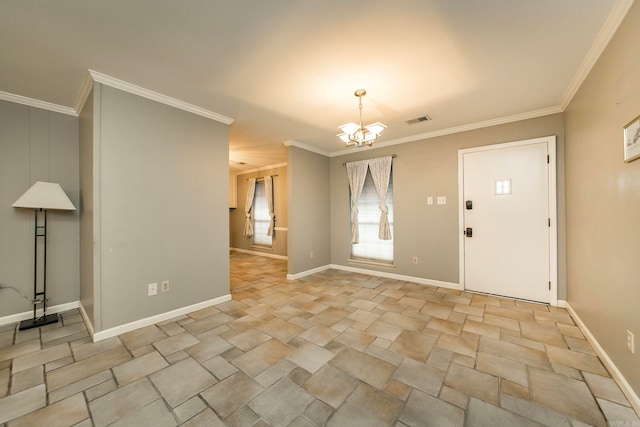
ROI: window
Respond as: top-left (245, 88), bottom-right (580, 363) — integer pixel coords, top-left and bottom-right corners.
top-left (252, 180), bottom-right (272, 247)
top-left (495, 179), bottom-right (512, 195)
top-left (351, 171), bottom-right (394, 262)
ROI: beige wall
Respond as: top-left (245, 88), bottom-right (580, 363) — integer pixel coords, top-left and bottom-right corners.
top-left (0, 100), bottom-right (79, 319)
top-left (330, 113), bottom-right (567, 297)
top-left (288, 146), bottom-right (331, 274)
top-left (230, 165), bottom-right (288, 257)
top-left (565, 1), bottom-right (640, 396)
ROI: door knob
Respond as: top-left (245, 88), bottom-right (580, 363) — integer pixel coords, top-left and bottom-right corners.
top-left (464, 227), bottom-right (473, 237)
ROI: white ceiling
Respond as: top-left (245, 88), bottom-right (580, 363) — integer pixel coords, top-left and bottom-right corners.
top-left (0, 0), bottom-right (631, 173)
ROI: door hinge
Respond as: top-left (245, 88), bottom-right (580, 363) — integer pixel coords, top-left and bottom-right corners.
top-left (549, 281), bottom-right (551, 290)
top-left (547, 155), bottom-right (550, 164)
top-left (548, 218), bottom-right (551, 227)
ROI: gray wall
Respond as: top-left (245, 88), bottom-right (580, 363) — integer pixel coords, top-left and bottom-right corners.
top-left (330, 113), bottom-right (567, 298)
top-left (80, 83), bottom-right (230, 331)
top-left (565, 1), bottom-right (640, 395)
top-left (230, 165), bottom-right (288, 257)
top-left (287, 146), bottom-right (331, 274)
top-left (79, 88), bottom-right (99, 330)
top-left (0, 100), bottom-right (79, 317)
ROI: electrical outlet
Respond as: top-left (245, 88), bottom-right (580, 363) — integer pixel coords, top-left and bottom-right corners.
top-left (412, 256), bottom-right (418, 264)
top-left (161, 280), bottom-right (170, 293)
top-left (627, 330), bottom-right (635, 354)
top-left (310, 250), bottom-right (314, 258)
top-left (148, 282), bottom-right (158, 296)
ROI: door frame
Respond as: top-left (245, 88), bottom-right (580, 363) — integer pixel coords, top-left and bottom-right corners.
top-left (457, 136), bottom-right (558, 306)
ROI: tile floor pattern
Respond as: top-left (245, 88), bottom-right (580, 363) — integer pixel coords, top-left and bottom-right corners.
top-left (1, 252), bottom-right (639, 426)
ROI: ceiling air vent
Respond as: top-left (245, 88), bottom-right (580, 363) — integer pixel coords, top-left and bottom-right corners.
top-left (405, 115), bottom-right (432, 125)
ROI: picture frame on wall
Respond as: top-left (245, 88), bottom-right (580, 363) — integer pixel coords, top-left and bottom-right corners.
top-left (624, 115), bottom-right (640, 162)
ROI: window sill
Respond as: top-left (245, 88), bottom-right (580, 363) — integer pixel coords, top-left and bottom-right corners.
top-left (348, 258), bottom-right (395, 269)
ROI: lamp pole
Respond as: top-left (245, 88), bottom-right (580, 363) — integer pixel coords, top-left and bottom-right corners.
top-left (20, 208), bottom-right (58, 330)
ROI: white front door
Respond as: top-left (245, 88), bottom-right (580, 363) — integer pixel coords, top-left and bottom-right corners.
top-left (459, 137), bottom-right (556, 303)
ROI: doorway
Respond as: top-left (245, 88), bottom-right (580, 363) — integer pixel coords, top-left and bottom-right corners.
top-left (458, 136), bottom-right (557, 304)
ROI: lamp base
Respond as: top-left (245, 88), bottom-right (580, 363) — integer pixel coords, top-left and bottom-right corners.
top-left (19, 313), bottom-right (59, 330)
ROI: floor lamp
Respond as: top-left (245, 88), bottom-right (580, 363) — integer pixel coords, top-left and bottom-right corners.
top-left (12, 181), bottom-right (76, 330)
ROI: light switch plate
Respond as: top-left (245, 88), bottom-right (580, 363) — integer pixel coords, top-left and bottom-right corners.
top-left (148, 282), bottom-right (158, 296)
top-left (437, 196), bottom-right (446, 205)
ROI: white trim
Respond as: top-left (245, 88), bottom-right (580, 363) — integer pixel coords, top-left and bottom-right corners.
top-left (287, 263), bottom-right (461, 291)
top-left (283, 140), bottom-right (331, 157)
top-left (458, 152), bottom-right (466, 290)
top-left (559, 0), bottom-right (635, 110)
top-left (348, 258), bottom-right (395, 269)
top-left (0, 91), bottom-right (77, 116)
top-left (230, 247), bottom-right (288, 260)
top-left (329, 107), bottom-right (562, 158)
top-left (91, 294), bottom-right (232, 342)
top-left (273, 227), bottom-right (288, 232)
top-left (88, 70), bottom-right (234, 125)
top-left (78, 302), bottom-right (95, 340)
top-left (556, 299), bottom-right (567, 308)
top-left (548, 138), bottom-right (558, 306)
top-left (458, 136), bottom-right (558, 305)
top-left (565, 302), bottom-right (640, 416)
top-left (0, 301), bottom-right (80, 327)
top-left (74, 71), bottom-right (95, 113)
top-left (236, 163), bottom-right (287, 175)
top-left (287, 265), bottom-right (330, 280)
top-left (331, 264), bottom-right (461, 290)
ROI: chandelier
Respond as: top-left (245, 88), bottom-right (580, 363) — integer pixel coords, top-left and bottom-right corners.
top-left (337, 89), bottom-right (386, 147)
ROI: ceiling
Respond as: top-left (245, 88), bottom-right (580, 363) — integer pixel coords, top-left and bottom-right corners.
top-left (0, 0), bottom-right (631, 173)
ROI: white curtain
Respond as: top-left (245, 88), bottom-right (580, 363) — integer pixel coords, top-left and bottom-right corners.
top-left (264, 175), bottom-right (275, 236)
top-left (346, 160), bottom-right (369, 244)
top-left (243, 178), bottom-right (256, 236)
top-left (368, 156), bottom-right (393, 240)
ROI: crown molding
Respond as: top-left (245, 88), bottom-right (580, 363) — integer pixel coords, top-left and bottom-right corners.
top-left (0, 90), bottom-right (77, 116)
top-left (328, 105), bottom-right (562, 157)
top-left (235, 162), bottom-right (287, 175)
top-left (283, 140), bottom-right (331, 157)
top-left (74, 71), bottom-right (95, 114)
top-left (87, 70), bottom-right (234, 125)
top-left (559, 0), bottom-right (635, 110)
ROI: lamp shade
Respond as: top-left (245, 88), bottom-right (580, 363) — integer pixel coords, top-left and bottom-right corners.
top-left (12, 181), bottom-right (76, 211)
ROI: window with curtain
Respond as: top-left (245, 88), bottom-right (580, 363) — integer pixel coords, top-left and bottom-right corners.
top-left (351, 170), bottom-right (394, 262)
top-left (253, 180), bottom-right (273, 247)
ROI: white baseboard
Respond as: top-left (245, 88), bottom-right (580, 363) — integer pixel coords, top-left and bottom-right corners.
top-left (330, 264), bottom-right (462, 290)
top-left (0, 301), bottom-right (80, 327)
top-left (287, 263), bottom-right (461, 291)
top-left (287, 265), bottom-right (331, 280)
top-left (565, 302), bottom-right (640, 416)
top-left (230, 247), bottom-right (288, 260)
top-left (556, 299), bottom-right (567, 308)
top-left (91, 294), bottom-right (232, 342)
top-left (78, 302), bottom-right (95, 339)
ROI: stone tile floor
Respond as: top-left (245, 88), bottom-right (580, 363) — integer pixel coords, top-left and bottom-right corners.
top-left (0, 252), bottom-right (638, 426)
